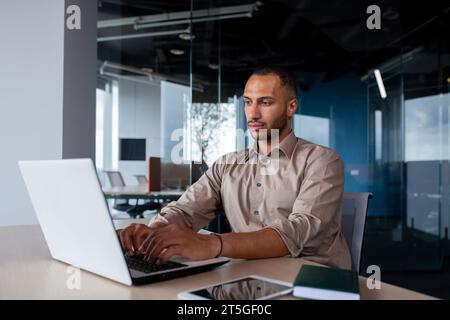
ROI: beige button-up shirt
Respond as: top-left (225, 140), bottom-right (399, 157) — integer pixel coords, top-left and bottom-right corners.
top-left (151, 131), bottom-right (352, 269)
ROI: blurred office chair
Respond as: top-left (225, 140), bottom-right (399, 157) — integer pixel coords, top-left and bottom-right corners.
top-left (134, 174), bottom-right (148, 185)
top-left (341, 192), bottom-right (372, 274)
top-left (105, 171), bottom-right (135, 213)
top-left (105, 171), bottom-right (160, 219)
top-left (106, 170), bottom-right (126, 188)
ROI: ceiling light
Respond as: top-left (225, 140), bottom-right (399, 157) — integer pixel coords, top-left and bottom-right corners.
top-left (208, 63), bottom-right (219, 70)
top-left (374, 69), bottom-right (387, 99)
top-left (179, 33), bottom-right (195, 41)
top-left (170, 49), bottom-right (185, 56)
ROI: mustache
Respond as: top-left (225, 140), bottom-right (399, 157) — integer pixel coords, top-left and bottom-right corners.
top-left (247, 121), bottom-right (266, 125)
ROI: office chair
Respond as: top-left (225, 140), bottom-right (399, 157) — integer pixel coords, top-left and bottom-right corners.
top-left (341, 192), bottom-right (372, 274)
top-left (191, 160), bottom-right (208, 184)
top-left (134, 174), bottom-right (148, 185)
top-left (105, 171), bottom-right (160, 218)
top-left (105, 171), bottom-right (135, 213)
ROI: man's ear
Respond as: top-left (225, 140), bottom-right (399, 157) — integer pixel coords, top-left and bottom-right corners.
top-left (287, 98), bottom-right (298, 117)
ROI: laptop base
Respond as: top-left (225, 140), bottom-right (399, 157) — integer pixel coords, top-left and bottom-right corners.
top-left (132, 260), bottom-right (229, 285)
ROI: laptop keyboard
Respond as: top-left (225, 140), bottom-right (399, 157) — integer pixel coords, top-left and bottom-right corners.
top-left (126, 255), bottom-right (187, 274)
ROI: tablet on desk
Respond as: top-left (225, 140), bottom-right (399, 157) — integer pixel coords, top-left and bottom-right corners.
top-left (178, 275), bottom-right (293, 300)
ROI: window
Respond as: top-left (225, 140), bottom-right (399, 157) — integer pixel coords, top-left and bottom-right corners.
top-left (405, 93), bottom-right (450, 161)
top-left (293, 114), bottom-right (330, 147)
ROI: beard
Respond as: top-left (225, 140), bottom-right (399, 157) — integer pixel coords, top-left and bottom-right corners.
top-left (254, 113), bottom-right (288, 143)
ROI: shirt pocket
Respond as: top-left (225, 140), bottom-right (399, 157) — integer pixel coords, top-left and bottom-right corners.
top-left (263, 187), bottom-right (298, 217)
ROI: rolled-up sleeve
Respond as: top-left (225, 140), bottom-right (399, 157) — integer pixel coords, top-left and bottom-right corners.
top-left (150, 158), bottom-right (225, 231)
top-left (265, 149), bottom-right (344, 257)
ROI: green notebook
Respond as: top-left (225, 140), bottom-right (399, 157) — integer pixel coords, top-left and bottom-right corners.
top-left (293, 265), bottom-right (360, 300)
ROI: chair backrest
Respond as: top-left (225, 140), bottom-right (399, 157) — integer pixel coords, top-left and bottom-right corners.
top-left (191, 161), bottom-right (208, 184)
top-left (341, 192), bottom-right (372, 273)
top-left (105, 171), bottom-right (126, 187)
top-left (134, 175), bottom-right (148, 185)
top-left (160, 162), bottom-right (190, 189)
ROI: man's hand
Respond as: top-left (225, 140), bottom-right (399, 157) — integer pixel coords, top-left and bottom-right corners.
top-left (139, 224), bottom-right (221, 264)
top-left (116, 223), bottom-right (156, 256)
top-left (116, 223), bottom-right (221, 264)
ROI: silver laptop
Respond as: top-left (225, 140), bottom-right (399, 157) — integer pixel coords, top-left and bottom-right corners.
top-left (18, 159), bottom-right (229, 286)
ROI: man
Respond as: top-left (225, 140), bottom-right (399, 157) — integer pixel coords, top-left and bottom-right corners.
top-left (118, 66), bottom-right (351, 270)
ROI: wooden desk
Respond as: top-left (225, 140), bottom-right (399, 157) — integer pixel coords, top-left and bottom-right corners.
top-left (0, 224), bottom-right (436, 300)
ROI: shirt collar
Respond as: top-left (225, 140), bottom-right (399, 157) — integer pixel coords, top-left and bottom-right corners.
top-left (250, 130), bottom-right (298, 160)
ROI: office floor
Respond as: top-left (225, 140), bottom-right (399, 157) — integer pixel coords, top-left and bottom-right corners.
top-left (361, 217), bottom-right (450, 299)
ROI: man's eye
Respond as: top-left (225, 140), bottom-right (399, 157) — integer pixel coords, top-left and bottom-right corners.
top-left (244, 100), bottom-right (251, 106)
top-left (262, 100), bottom-right (272, 106)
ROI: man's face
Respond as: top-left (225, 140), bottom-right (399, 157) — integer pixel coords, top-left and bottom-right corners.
top-left (243, 74), bottom-right (297, 141)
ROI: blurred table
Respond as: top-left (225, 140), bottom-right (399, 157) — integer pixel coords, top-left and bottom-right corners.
top-left (103, 185), bottom-right (184, 202)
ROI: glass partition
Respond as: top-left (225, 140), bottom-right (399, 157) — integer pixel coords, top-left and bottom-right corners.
top-left (96, 1), bottom-right (192, 188)
top-left (95, 0), bottom-right (450, 298)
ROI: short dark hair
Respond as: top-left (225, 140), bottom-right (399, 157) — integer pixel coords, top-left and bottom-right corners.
top-left (251, 66), bottom-right (298, 97)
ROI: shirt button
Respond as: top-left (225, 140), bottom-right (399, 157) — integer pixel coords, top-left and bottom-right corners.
top-left (254, 210), bottom-right (259, 215)
top-left (261, 158), bottom-right (270, 166)
top-left (256, 182), bottom-right (261, 187)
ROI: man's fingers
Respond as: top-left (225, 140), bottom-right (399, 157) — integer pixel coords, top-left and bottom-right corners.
top-left (119, 225), bottom-right (137, 254)
top-left (158, 245), bottom-right (181, 264)
top-left (138, 225), bottom-right (168, 254)
top-left (116, 229), bottom-right (123, 239)
top-left (145, 237), bottom-right (179, 263)
top-left (131, 224), bottom-right (151, 253)
top-left (138, 230), bottom-right (156, 254)
top-left (143, 234), bottom-right (160, 262)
